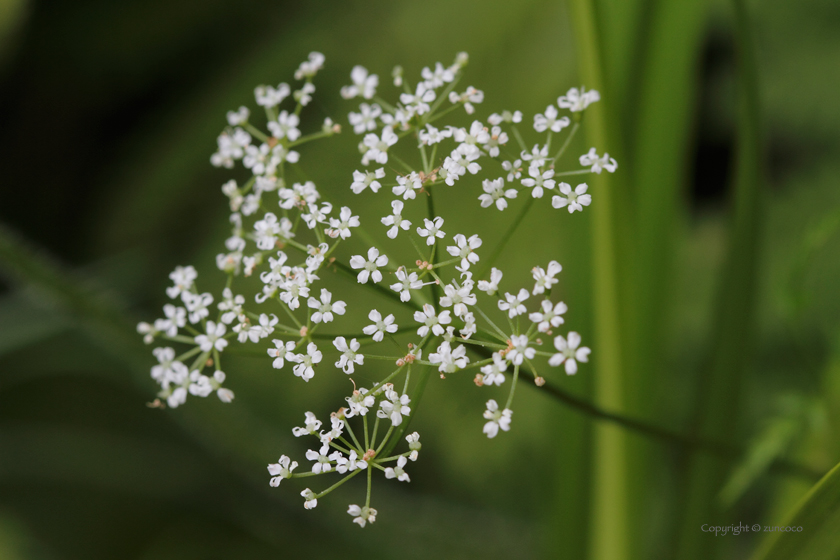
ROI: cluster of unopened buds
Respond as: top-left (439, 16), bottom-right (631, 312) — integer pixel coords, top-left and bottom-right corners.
top-left (138, 51), bottom-right (613, 527)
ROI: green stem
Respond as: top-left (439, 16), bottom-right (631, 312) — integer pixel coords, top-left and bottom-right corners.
top-left (568, 1), bottom-right (628, 559)
top-left (314, 468), bottom-right (363, 499)
top-left (552, 121), bottom-right (581, 163)
top-left (475, 197), bottom-right (535, 279)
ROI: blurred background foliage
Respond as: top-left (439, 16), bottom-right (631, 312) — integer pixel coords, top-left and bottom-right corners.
top-left (0, 0), bottom-right (839, 558)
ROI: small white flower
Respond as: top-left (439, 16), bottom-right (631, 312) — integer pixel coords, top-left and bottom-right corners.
top-left (217, 387), bottom-right (235, 403)
top-left (480, 354), bottom-right (508, 386)
top-left (326, 206), bottom-right (360, 239)
top-left (247, 313), bottom-right (278, 342)
top-left (195, 321), bottom-right (228, 352)
top-left (321, 416), bottom-right (345, 446)
top-left (345, 388), bottom-right (375, 417)
top-left (552, 182), bottom-right (592, 213)
top-left (362, 128), bottom-right (398, 165)
top-left (400, 83), bottom-right (436, 115)
top-left (254, 83), bottom-right (290, 108)
top-left (347, 504), bottom-right (378, 528)
top-left (378, 389), bottom-right (411, 426)
top-left (507, 334), bottom-right (535, 365)
top-left (253, 213), bottom-right (290, 250)
top-left (534, 105), bottom-right (571, 133)
top-left (453, 120), bottom-right (490, 147)
top-left (529, 300), bottom-right (568, 332)
top-left (267, 111), bottom-right (301, 142)
top-left (429, 341), bottom-right (469, 373)
top-left (557, 86), bottom-right (600, 112)
top-left (294, 52), bottom-right (325, 80)
top-left (483, 399), bottom-right (512, 438)
top-left (293, 82), bottom-right (315, 106)
top-left (381, 200), bottom-right (412, 239)
top-left (406, 431), bottom-right (422, 452)
top-left (336, 450), bottom-right (368, 473)
top-left (448, 86), bottom-right (484, 114)
top-left (341, 65), bottom-right (378, 100)
top-left (390, 268), bottom-right (423, 302)
top-left (521, 167), bottom-right (556, 198)
top-left (446, 233), bottom-right (482, 270)
top-left (549, 332), bottom-right (591, 374)
top-left (502, 159), bottom-right (523, 182)
top-left (188, 370), bottom-right (214, 397)
top-left (307, 288), bottom-right (346, 323)
top-left (156, 303), bottom-right (187, 336)
top-left (211, 127), bottom-right (251, 168)
top-left (416, 216), bottom-right (445, 245)
top-left (290, 342), bottom-right (322, 381)
top-left (268, 339), bottom-right (296, 369)
top-left (384, 456), bottom-right (411, 482)
top-left (151, 347), bottom-right (182, 386)
top-left (362, 309), bottom-right (398, 342)
top-left (267, 455), bottom-right (298, 487)
top-left (418, 124), bottom-right (452, 145)
top-left (521, 144), bottom-right (549, 170)
top-left (305, 444), bottom-right (334, 474)
top-left (461, 312), bottom-right (476, 338)
top-left (166, 265), bottom-right (197, 299)
top-left (478, 177), bottom-right (518, 210)
top-left (292, 411), bottom-right (321, 437)
top-left (349, 247), bottom-right (389, 283)
top-left (498, 289), bottom-right (530, 318)
top-left (350, 168), bottom-right (386, 194)
top-left (218, 288), bottom-right (245, 324)
top-left (182, 291), bottom-right (213, 324)
top-left (414, 304), bottom-right (452, 337)
top-left (137, 322), bottom-right (157, 344)
top-left (301, 201), bottom-right (332, 230)
top-left (478, 268), bottom-right (503, 296)
top-left (421, 62), bottom-right (455, 88)
top-left (279, 181), bottom-right (319, 210)
top-left (484, 126), bottom-right (509, 157)
top-left (301, 488), bottom-right (318, 509)
top-left (532, 260), bottom-right (563, 295)
top-left (392, 172), bottom-right (423, 200)
top-left (333, 337), bottom-right (364, 374)
top-left (439, 282), bottom-right (477, 318)
top-left (488, 110), bottom-right (522, 125)
top-left (579, 148), bottom-right (617, 174)
top-left (442, 144), bottom-right (481, 185)
top-left (226, 106), bottom-right (250, 126)
top-left (348, 103), bottom-right (382, 134)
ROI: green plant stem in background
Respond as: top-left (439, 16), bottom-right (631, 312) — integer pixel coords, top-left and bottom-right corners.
top-left (674, 0), bottom-right (765, 557)
top-left (475, 197), bottom-right (535, 280)
top-left (753, 460), bottom-right (840, 560)
top-left (515, 367), bottom-right (821, 481)
top-left (621, 0), bottom-right (709, 558)
top-left (568, 1), bottom-right (628, 559)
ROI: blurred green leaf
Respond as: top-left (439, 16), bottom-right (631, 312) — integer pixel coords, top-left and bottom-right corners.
top-left (753, 459), bottom-right (840, 560)
top-left (675, 0), bottom-right (765, 556)
top-left (719, 396), bottom-right (823, 508)
top-left (0, 293), bottom-right (69, 357)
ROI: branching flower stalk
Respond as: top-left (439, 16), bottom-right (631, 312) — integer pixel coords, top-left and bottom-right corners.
top-left (137, 51), bottom-right (615, 527)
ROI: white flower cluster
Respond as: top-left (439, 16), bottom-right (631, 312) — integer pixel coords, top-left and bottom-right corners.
top-left (139, 52), bottom-right (608, 527)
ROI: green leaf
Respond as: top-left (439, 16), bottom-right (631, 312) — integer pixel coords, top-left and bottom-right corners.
top-left (718, 396), bottom-right (821, 508)
top-left (0, 293), bottom-right (70, 356)
top-left (753, 459), bottom-right (840, 560)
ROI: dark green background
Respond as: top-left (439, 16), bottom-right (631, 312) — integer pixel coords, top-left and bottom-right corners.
top-left (0, 0), bottom-right (839, 558)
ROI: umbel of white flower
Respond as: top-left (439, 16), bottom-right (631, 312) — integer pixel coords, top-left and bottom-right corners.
top-left (138, 50), bottom-right (612, 527)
